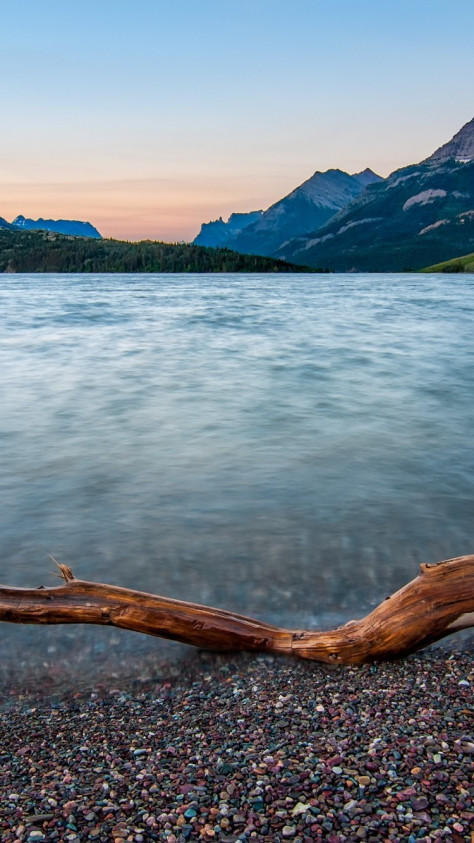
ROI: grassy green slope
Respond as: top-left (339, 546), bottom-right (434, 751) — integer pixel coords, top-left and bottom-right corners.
top-left (421, 252), bottom-right (474, 272)
top-left (0, 229), bottom-right (313, 274)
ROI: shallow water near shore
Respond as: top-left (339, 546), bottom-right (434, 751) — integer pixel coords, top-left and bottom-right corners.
top-left (1, 272), bottom-right (473, 672)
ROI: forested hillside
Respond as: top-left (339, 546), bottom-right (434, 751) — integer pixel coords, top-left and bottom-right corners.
top-left (0, 229), bottom-right (310, 273)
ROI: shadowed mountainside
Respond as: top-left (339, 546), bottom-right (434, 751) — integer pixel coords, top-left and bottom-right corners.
top-left (275, 118), bottom-right (474, 271)
top-left (194, 168), bottom-right (382, 255)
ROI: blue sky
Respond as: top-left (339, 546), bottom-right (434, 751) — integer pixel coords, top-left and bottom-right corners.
top-left (1, 0), bottom-right (473, 241)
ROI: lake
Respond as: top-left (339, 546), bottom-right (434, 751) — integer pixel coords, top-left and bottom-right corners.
top-left (1, 273), bottom-right (473, 676)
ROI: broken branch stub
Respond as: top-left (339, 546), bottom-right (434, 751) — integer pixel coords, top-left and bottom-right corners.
top-left (0, 555), bottom-right (473, 664)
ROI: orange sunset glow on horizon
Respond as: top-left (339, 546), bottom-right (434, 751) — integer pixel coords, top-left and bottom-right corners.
top-left (1, 1), bottom-right (472, 242)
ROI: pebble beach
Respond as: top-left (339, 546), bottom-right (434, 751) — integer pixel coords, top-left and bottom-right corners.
top-left (0, 645), bottom-right (473, 843)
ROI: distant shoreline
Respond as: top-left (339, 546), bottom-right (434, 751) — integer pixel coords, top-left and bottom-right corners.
top-left (0, 229), bottom-right (313, 274)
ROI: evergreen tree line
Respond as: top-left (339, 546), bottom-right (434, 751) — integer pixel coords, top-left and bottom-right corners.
top-left (0, 230), bottom-right (312, 274)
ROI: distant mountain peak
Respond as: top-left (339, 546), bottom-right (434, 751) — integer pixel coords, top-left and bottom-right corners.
top-left (351, 168), bottom-right (383, 187)
top-left (12, 215), bottom-right (102, 239)
top-left (426, 116), bottom-right (474, 163)
top-left (286, 167), bottom-right (372, 206)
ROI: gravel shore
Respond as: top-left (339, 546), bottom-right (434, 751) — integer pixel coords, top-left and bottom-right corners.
top-left (0, 646), bottom-right (473, 842)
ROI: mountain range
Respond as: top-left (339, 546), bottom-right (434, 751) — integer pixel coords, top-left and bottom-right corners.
top-left (2, 117), bottom-right (473, 271)
top-left (0, 215), bottom-right (101, 239)
top-left (194, 168), bottom-right (382, 254)
top-left (194, 117), bottom-right (474, 271)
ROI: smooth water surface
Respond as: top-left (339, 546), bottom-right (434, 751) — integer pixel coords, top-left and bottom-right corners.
top-left (1, 273), bottom-right (473, 667)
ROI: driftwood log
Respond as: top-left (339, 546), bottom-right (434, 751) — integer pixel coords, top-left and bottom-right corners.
top-left (0, 555), bottom-right (473, 664)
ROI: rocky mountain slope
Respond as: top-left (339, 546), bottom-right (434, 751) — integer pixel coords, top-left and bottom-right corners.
top-left (194, 210), bottom-right (262, 248)
top-left (276, 117), bottom-right (474, 271)
top-left (193, 168), bottom-right (381, 256)
top-left (426, 116), bottom-right (474, 163)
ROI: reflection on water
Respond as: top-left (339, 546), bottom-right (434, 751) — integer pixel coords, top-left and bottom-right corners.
top-left (0, 273), bottom-right (473, 667)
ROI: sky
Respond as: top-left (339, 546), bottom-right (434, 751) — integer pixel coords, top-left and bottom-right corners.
top-left (1, 0), bottom-right (473, 242)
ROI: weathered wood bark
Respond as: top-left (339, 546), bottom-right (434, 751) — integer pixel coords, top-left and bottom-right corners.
top-left (0, 555), bottom-right (473, 664)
